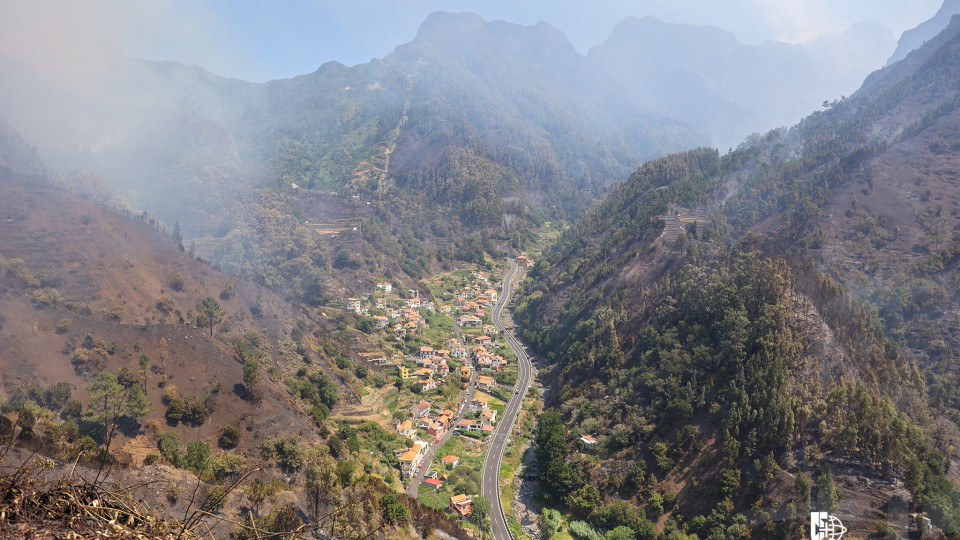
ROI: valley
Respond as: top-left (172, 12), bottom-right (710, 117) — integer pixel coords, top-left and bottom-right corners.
top-left (3, 3), bottom-right (960, 540)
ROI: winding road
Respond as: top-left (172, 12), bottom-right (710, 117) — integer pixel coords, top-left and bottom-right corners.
top-left (481, 259), bottom-right (534, 540)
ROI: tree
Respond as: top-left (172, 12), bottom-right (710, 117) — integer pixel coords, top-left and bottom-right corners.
top-left (242, 359), bottom-right (261, 402)
top-left (220, 280), bottom-right (234, 300)
top-left (138, 354), bottom-right (151, 392)
top-left (86, 372), bottom-right (126, 427)
top-left (125, 385), bottom-right (152, 423)
top-left (184, 441), bottom-right (211, 473)
top-left (197, 296), bottom-right (224, 337)
top-left (305, 457), bottom-right (339, 520)
top-left (248, 477), bottom-right (268, 517)
top-left (471, 495), bottom-right (491, 531)
top-left (380, 492), bottom-right (409, 525)
top-left (816, 469), bottom-right (838, 511)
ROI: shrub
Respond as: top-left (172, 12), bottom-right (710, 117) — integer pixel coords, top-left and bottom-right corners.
top-left (219, 425), bottom-right (241, 449)
top-left (158, 432), bottom-right (182, 467)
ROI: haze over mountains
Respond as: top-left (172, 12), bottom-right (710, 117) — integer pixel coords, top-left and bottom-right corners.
top-left (3, 4), bottom-right (960, 539)
top-left (0, 11), bottom-right (897, 239)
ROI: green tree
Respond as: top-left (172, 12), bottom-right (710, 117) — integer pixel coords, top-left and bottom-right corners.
top-left (137, 354), bottom-right (151, 392)
top-left (305, 457), bottom-right (339, 520)
top-left (816, 469), bottom-right (838, 511)
top-left (471, 495), bottom-right (491, 531)
top-left (86, 372), bottom-right (130, 428)
top-left (380, 492), bottom-right (410, 525)
top-left (243, 359), bottom-right (261, 402)
top-left (607, 526), bottom-right (636, 540)
top-left (248, 477), bottom-right (268, 517)
top-left (197, 296), bottom-right (225, 337)
top-left (184, 441), bottom-right (211, 473)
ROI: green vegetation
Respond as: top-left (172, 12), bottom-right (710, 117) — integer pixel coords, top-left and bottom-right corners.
top-left (515, 32), bottom-right (960, 537)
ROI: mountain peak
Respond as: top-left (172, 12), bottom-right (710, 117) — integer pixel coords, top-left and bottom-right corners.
top-left (887, 0), bottom-right (960, 65)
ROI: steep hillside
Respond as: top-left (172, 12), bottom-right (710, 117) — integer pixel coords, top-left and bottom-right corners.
top-left (0, 166), bottom-right (462, 537)
top-left (516, 16), bottom-right (960, 540)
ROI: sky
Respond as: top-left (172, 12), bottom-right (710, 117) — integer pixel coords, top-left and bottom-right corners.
top-left (0, 0), bottom-right (947, 84)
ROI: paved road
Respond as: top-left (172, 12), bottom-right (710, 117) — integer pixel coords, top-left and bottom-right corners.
top-left (481, 259), bottom-right (533, 540)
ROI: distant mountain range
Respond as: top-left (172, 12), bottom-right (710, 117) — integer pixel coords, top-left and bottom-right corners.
top-left (0, 11), bottom-right (901, 238)
top-left (887, 0), bottom-right (960, 65)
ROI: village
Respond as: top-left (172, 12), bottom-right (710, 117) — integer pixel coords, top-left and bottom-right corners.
top-left (342, 261), bottom-right (528, 524)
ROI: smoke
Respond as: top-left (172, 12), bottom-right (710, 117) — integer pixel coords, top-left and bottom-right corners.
top-left (0, 1), bottom-right (114, 94)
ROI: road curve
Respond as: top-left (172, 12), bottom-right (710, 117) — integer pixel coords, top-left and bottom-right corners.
top-left (482, 259), bottom-right (534, 540)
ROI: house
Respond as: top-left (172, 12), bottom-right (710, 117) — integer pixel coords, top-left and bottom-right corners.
top-left (375, 316), bottom-right (389, 329)
top-left (473, 335), bottom-right (492, 346)
top-left (476, 356), bottom-right (493, 371)
top-left (441, 455), bottom-right (460, 468)
top-left (396, 420), bottom-right (414, 438)
top-left (477, 375), bottom-right (496, 390)
top-left (516, 255), bottom-right (529, 265)
top-left (346, 298), bottom-right (361, 311)
top-left (480, 408), bottom-right (497, 427)
top-left (472, 346), bottom-right (488, 359)
top-left (376, 282), bottom-right (392, 293)
top-left (469, 394), bottom-right (489, 411)
top-left (436, 348), bottom-right (450, 358)
top-left (580, 435), bottom-right (598, 446)
top-left (385, 307), bottom-right (399, 320)
top-left (398, 441), bottom-right (428, 479)
top-left (438, 362), bottom-right (450, 376)
top-left (374, 297), bottom-right (387, 309)
top-left (457, 418), bottom-right (481, 432)
top-left (414, 367), bottom-right (434, 379)
top-left (457, 315), bottom-right (482, 328)
top-left (428, 420), bottom-right (445, 437)
top-left (449, 494), bottom-right (473, 518)
top-left (451, 346), bottom-right (468, 359)
top-left (462, 301), bottom-right (480, 313)
top-left (485, 289), bottom-right (498, 302)
top-left (406, 297), bottom-right (421, 308)
top-left (419, 346), bottom-right (435, 359)
top-left (483, 324), bottom-right (499, 336)
top-left (482, 424), bottom-right (495, 436)
top-left (394, 325), bottom-right (406, 339)
top-left (421, 378), bottom-right (437, 391)
top-left (439, 304), bottom-right (452, 313)
top-left (444, 338), bottom-right (460, 349)
top-left (410, 400), bottom-right (432, 419)
top-left (460, 365), bottom-right (471, 381)
top-left (423, 477), bottom-right (443, 490)
top-left (399, 366), bottom-right (411, 380)
top-left (359, 351), bottom-right (387, 365)
top-left (476, 294), bottom-right (492, 306)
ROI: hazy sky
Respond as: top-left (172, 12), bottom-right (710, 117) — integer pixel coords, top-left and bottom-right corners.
top-left (0, 0), bottom-right (946, 83)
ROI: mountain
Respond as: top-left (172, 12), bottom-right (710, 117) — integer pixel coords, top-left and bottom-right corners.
top-left (0, 132), bottom-right (452, 536)
top-left (887, 0), bottom-right (960, 65)
top-left (586, 16), bottom-right (895, 149)
top-left (515, 15), bottom-right (960, 539)
top-left (0, 12), bottom-right (897, 232)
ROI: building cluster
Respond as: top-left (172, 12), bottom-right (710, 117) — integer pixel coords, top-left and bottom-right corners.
top-left (349, 272), bottom-right (518, 523)
top-left (343, 283), bottom-right (437, 339)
